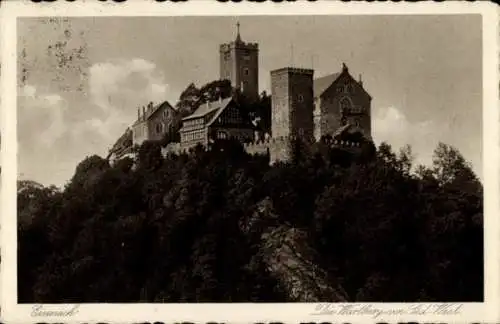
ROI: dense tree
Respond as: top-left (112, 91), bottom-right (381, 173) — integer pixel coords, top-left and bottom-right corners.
top-left (18, 139), bottom-right (483, 302)
top-left (175, 79), bottom-right (233, 118)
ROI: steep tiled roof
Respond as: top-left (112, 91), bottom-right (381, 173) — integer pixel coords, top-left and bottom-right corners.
top-left (147, 100), bottom-right (176, 120)
top-left (110, 128), bottom-right (133, 152)
top-left (183, 97), bottom-right (232, 121)
top-left (332, 124), bottom-right (352, 138)
top-left (314, 72), bottom-right (341, 98)
top-left (332, 123), bottom-right (372, 141)
top-left (133, 100), bottom-right (176, 126)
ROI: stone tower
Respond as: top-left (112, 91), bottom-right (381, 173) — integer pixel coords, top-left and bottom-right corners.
top-left (219, 22), bottom-right (259, 101)
top-left (271, 67), bottom-right (315, 141)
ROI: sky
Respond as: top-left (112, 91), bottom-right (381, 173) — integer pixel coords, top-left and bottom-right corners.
top-left (16, 15), bottom-right (483, 187)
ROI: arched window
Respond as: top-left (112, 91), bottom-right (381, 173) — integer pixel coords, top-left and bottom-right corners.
top-left (298, 94), bottom-right (304, 103)
top-left (156, 123), bottom-right (163, 134)
top-left (339, 97), bottom-right (351, 113)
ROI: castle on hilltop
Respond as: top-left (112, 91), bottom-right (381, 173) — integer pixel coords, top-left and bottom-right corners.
top-left (108, 23), bottom-right (372, 164)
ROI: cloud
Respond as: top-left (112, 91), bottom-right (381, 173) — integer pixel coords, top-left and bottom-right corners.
top-left (89, 58), bottom-right (173, 115)
top-left (80, 58), bottom-right (177, 146)
top-left (17, 84), bottom-right (73, 186)
top-left (18, 58), bottom-right (178, 187)
top-left (372, 106), bottom-right (438, 168)
top-left (18, 84), bottom-right (69, 148)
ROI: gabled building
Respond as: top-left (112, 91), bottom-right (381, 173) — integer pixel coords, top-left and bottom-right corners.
top-left (179, 96), bottom-right (254, 150)
top-left (313, 63), bottom-right (372, 142)
top-left (132, 100), bottom-right (178, 147)
top-left (107, 127), bottom-right (134, 163)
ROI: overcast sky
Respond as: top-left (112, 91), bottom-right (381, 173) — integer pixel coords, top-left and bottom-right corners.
top-left (17, 15), bottom-right (482, 187)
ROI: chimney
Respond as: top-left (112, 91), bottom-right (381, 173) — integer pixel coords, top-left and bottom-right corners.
top-left (142, 106), bottom-right (146, 119)
top-left (342, 62), bottom-right (348, 73)
top-left (137, 108), bottom-right (140, 120)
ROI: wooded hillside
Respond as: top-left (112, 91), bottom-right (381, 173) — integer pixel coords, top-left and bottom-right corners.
top-left (18, 138), bottom-right (483, 302)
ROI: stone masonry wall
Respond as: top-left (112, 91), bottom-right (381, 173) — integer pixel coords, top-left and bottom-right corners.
top-left (319, 74), bottom-right (372, 140)
top-left (271, 68), bottom-right (314, 140)
top-left (244, 136), bottom-right (362, 164)
top-left (244, 137), bottom-right (292, 164)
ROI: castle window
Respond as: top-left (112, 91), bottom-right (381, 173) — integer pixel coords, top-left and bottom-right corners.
top-left (243, 68), bottom-right (249, 76)
top-left (340, 97), bottom-right (351, 112)
top-left (298, 94), bottom-right (304, 103)
top-left (217, 131), bottom-right (228, 139)
top-left (156, 123), bottom-right (162, 134)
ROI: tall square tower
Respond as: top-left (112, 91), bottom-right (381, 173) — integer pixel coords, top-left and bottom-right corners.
top-left (219, 23), bottom-right (259, 101)
top-left (270, 67), bottom-right (314, 141)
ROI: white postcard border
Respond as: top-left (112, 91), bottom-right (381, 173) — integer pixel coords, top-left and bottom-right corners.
top-left (1, 1), bottom-right (499, 323)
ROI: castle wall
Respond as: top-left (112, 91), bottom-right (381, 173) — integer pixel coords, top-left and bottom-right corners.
top-left (243, 137), bottom-right (292, 163)
top-left (271, 68), bottom-right (314, 141)
top-left (243, 136), bottom-right (362, 164)
top-left (271, 71), bottom-right (290, 139)
top-left (289, 71), bottom-right (314, 140)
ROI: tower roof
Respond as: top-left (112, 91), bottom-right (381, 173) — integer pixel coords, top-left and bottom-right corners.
top-left (313, 73), bottom-right (342, 98)
top-left (235, 21), bottom-right (242, 43)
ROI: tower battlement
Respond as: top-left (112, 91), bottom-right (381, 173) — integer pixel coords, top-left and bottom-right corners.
top-left (271, 67), bottom-right (314, 76)
top-left (243, 136), bottom-right (363, 164)
top-left (243, 136), bottom-right (362, 150)
top-left (220, 42), bottom-right (259, 50)
top-left (220, 42), bottom-right (259, 51)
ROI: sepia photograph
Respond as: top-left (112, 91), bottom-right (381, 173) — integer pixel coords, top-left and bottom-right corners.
top-left (1, 1), bottom-right (499, 323)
